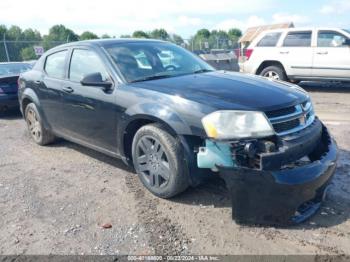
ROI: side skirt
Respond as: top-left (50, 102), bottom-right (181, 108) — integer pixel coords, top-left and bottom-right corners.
top-left (52, 130), bottom-right (128, 164)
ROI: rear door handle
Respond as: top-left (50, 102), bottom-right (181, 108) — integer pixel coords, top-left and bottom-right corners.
top-left (280, 51), bottom-right (289, 54)
top-left (62, 86), bottom-right (74, 93)
top-left (316, 51), bottom-right (328, 55)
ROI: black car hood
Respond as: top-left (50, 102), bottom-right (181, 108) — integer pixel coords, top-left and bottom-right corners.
top-left (132, 71), bottom-right (309, 111)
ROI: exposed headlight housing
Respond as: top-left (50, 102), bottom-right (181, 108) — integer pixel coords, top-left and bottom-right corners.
top-left (201, 110), bottom-right (274, 140)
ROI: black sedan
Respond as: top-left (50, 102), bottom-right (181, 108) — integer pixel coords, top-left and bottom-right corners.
top-left (18, 39), bottom-right (337, 225)
top-left (0, 62), bottom-right (32, 112)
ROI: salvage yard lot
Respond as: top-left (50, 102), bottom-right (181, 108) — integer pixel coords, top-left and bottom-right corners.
top-left (0, 82), bottom-right (350, 255)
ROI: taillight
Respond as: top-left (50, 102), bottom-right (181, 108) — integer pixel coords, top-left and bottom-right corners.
top-left (245, 49), bottom-right (254, 60)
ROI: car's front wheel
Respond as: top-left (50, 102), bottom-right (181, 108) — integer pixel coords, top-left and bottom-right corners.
top-left (24, 103), bottom-right (55, 145)
top-left (260, 65), bottom-right (287, 81)
top-left (131, 123), bottom-right (189, 198)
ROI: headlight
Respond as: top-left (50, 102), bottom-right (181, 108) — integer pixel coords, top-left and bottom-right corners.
top-left (201, 110), bottom-right (274, 139)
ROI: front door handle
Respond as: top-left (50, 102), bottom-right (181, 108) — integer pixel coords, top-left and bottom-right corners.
top-left (62, 86), bottom-right (74, 93)
top-left (316, 51), bottom-right (328, 55)
top-left (280, 51), bottom-right (289, 54)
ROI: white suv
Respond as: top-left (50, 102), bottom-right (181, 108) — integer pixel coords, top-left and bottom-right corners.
top-left (240, 28), bottom-right (350, 82)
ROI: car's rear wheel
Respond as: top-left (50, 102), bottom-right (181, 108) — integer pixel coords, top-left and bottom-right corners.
top-left (25, 103), bottom-right (55, 145)
top-left (260, 65), bottom-right (287, 81)
top-left (131, 123), bottom-right (189, 198)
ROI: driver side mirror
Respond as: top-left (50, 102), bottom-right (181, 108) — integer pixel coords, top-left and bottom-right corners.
top-left (80, 72), bottom-right (113, 91)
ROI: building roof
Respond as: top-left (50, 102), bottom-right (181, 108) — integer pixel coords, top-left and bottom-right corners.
top-left (239, 22), bottom-right (294, 43)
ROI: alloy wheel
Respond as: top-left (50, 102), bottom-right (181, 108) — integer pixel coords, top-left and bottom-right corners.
top-left (263, 71), bottom-right (280, 80)
top-left (135, 136), bottom-right (171, 189)
top-left (26, 108), bottom-right (42, 142)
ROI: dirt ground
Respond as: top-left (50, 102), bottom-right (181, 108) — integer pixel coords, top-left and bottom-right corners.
top-left (0, 81), bottom-right (350, 255)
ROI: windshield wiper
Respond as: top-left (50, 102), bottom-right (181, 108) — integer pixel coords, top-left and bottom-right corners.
top-left (130, 74), bottom-right (174, 83)
top-left (192, 69), bottom-right (214, 74)
top-left (130, 69), bottom-right (213, 83)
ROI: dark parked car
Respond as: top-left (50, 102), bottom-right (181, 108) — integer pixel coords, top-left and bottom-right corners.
top-left (0, 62), bottom-right (32, 112)
top-left (18, 39), bottom-right (337, 225)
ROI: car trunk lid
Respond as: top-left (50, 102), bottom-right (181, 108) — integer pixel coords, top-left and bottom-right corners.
top-left (0, 75), bottom-right (19, 95)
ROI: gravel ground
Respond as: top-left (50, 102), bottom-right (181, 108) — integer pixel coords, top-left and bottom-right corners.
top-left (0, 82), bottom-right (349, 255)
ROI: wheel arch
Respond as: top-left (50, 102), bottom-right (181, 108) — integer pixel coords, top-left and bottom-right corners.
top-left (256, 60), bottom-right (287, 75)
top-left (21, 89), bottom-right (38, 109)
top-left (21, 97), bottom-right (33, 114)
top-left (20, 88), bottom-right (50, 130)
top-left (121, 115), bottom-right (177, 163)
top-left (120, 114), bottom-right (205, 187)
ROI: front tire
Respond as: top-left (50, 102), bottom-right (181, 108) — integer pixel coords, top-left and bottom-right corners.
top-left (24, 103), bottom-right (55, 145)
top-left (260, 65), bottom-right (287, 81)
top-left (131, 123), bottom-right (189, 198)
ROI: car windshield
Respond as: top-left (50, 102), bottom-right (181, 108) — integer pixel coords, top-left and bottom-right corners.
top-left (0, 63), bottom-right (31, 76)
top-left (104, 42), bottom-right (214, 83)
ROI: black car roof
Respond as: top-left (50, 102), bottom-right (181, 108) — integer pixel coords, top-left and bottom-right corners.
top-left (52, 38), bottom-right (166, 50)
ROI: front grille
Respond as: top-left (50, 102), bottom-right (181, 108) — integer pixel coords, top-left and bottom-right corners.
top-left (273, 118), bottom-right (300, 133)
top-left (266, 102), bottom-right (315, 136)
top-left (265, 106), bottom-right (296, 118)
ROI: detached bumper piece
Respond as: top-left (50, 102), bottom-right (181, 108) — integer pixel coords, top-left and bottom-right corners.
top-left (219, 124), bottom-right (337, 226)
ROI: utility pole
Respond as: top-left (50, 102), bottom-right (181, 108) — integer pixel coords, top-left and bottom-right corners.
top-left (3, 34), bottom-right (10, 62)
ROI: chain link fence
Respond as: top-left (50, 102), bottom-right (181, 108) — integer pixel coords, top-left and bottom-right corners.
top-left (183, 38), bottom-right (240, 52)
top-left (181, 38), bottom-right (240, 71)
top-left (0, 38), bottom-right (67, 62)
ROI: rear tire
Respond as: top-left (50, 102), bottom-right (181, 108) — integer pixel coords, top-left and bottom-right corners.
top-left (131, 123), bottom-right (189, 198)
top-left (260, 65), bottom-right (287, 81)
top-left (24, 103), bottom-right (55, 145)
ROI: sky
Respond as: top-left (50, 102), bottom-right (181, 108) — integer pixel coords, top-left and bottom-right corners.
top-left (0, 0), bottom-right (349, 38)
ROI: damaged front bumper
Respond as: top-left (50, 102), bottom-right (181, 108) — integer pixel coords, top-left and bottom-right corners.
top-left (219, 123), bottom-right (337, 225)
top-left (198, 119), bottom-right (337, 225)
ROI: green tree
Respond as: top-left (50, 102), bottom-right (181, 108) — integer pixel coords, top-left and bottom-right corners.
top-left (196, 29), bottom-right (210, 39)
top-left (228, 28), bottom-right (242, 39)
top-left (44, 24), bottom-right (79, 42)
top-left (132, 30), bottom-right (149, 38)
top-left (0, 25), bottom-right (7, 38)
top-left (6, 25), bottom-right (22, 40)
top-left (4, 26), bottom-right (25, 61)
top-left (0, 25), bottom-right (8, 62)
top-left (22, 28), bottom-right (42, 41)
top-left (191, 28), bottom-right (211, 50)
top-left (170, 34), bottom-right (184, 45)
top-left (120, 34), bottom-right (131, 38)
top-left (80, 31), bottom-right (99, 40)
top-left (20, 46), bottom-right (37, 60)
top-left (101, 34), bottom-right (112, 38)
top-left (43, 24), bottom-right (79, 50)
top-left (209, 30), bottom-right (229, 49)
top-left (150, 29), bottom-right (169, 40)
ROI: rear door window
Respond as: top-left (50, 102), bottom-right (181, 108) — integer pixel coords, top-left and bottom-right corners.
top-left (257, 32), bottom-right (282, 47)
top-left (45, 50), bottom-right (68, 79)
top-left (317, 31), bottom-right (347, 47)
top-left (283, 31), bottom-right (312, 47)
